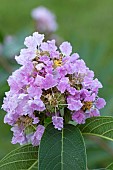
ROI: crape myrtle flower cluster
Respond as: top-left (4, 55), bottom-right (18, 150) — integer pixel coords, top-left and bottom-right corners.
top-left (2, 32), bottom-right (106, 146)
top-left (31, 6), bottom-right (58, 33)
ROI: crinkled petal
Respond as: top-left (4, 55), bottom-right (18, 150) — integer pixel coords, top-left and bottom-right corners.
top-left (59, 41), bottom-right (72, 56)
top-left (52, 116), bottom-right (63, 130)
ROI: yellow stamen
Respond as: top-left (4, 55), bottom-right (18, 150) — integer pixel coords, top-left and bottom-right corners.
top-left (53, 59), bottom-right (62, 68)
top-left (82, 101), bottom-right (93, 111)
top-left (16, 116), bottom-right (32, 126)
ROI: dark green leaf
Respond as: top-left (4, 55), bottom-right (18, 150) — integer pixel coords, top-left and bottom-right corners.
top-left (78, 116), bottom-right (113, 141)
top-left (38, 123), bottom-right (87, 170)
top-left (0, 144), bottom-right (38, 170)
top-left (64, 108), bottom-right (71, 123)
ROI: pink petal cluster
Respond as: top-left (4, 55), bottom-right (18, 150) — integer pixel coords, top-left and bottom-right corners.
top-left (31, 6), bottom-right (58, 33)
top-left (2, 32), bottom-right (106, 146)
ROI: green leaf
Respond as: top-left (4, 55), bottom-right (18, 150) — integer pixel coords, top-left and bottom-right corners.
top-left (64, 108), bottom-right (71, 123)
top-left (38, 124), bottom-right (87, 170)
top-left (106, 162), bottom-right (113, 169)
top-left (0, 144), bottom-right (38, 170)
top-left (78, 116), bottom-right (113, 141)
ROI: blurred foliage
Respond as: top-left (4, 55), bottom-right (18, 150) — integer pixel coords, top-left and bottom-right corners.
top-left (0, 0), bottom-right (113, 169)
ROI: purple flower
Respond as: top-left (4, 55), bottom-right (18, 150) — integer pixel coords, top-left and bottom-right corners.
top-left (33, 32), bottom-right (44, 46)
top-left (96, 98), bottom-right (106, 109)
top-left (34, 75), bottom-right (45, 87)
top-left (35, 63), bottom-right (45, 71)
top-left (31, 6), bottom-right (58, 32)
top-left (24, 36), bottom-right (36, 49)
top-left (67, 86), bottom-right (77, 95)
top-left (90, 108), bottom-right (100, 117)
top-left (80, 89), bottom-right (90, 100)
top-left (57, 77), bottom-right (69, 93)
top-left (52, 116), bottom-right (63, 130)
top-left (41, 40), bottom-right (57, 53)
top-left (33, 117), bottom-right (40, 124)
top-left (24, 32), bottom-right (44, 49)
top-left (42, 74), bottom-right (57, 90)
top-left (70, 53), bottom-right (80, 62)
top-left (67, 96), bottom-right (83, 111)
top-left (56, 66), bottom-right (67, 78)
top-left (11, 125), bottom-right (26, 145)
top-left (91, 78), bottom-right (103, 93)
top-left (27, 86), bottom-right (42, 98)
top-left (59, 42), bottom-right (72, 56)
top-left (72, 110), bottom-right (85, 124)
top-left (64, 63), bottom-right (75, 74)
top-left (2, 32), bottom-right (106, 146)
top-left (39, 55), bottom-right (50, 64)
top-left (31, 125), bottom-right (45, 146)
top-left (84, 93), bottom-right (96, 102)
top-left (28, 97), bottom-right (46, 112)
top-left (15, 48), bottom-right (36, 65)
top-left (74, 59), bottom-right (86, 74)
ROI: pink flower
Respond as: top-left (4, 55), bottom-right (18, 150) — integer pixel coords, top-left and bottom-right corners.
top-left (42, 74), bottom-right (57, 90)
top-left (67, 96), bottom-right (83, 111)
top-left (24, 32), bottom-right (44, 49)
top-left (72, 110), bottom-right (85, 124)
top-left (31, 125), bottom-right (45, 146)
top-left (96, 98), bottom-right (106, 109)
top-left (59, 41), bottom-right (72, 56)
top-left (31, 6), bottom-right (58, 32)
top-left (57, 77), bottom-right (69, 93)
top-left (52, 116), bottom-right (63, 130)
top-left (2, 32), bottom-right (106, 146)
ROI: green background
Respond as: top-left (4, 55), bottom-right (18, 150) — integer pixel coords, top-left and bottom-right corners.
top-left (0, 0), bottom-right (113, 169)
